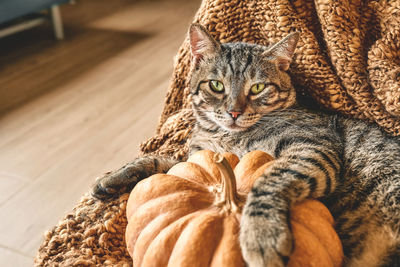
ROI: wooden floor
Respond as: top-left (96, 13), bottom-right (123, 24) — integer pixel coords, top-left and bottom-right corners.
top-left (0, 0), bottom-right (199, 265)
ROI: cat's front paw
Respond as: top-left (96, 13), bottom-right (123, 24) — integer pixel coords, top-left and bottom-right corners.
top-left (91, 162), bottom-right (144, 200)
top-left (91, 172), bottom-right (129, 200)
top-left (240, 213), bottom-right (293, 267)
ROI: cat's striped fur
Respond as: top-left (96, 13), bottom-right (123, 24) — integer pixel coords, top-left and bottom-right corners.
top-left (92, 24), bottom-right (400, 266)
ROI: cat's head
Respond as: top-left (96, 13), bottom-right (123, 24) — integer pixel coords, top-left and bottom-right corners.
top-left (189, 24), bottom-right (299, 132)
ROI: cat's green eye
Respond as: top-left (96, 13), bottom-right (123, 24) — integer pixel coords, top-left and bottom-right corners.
top-left (250, 83), bottom-right (266, 95)
top-left (209, 80), bottom-right (224, 93)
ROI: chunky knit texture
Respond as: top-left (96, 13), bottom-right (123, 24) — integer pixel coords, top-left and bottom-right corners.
top-left (35, 0), bottom-right (400, 265)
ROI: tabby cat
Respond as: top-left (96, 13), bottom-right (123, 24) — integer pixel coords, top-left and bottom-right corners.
top-left (92, 24), bottom-right (400, 267)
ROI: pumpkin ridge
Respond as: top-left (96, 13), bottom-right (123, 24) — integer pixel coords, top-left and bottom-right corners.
top-left (187, 150), bottom-right (225, 182)
top-left (127, 191), bottom-right (214, 253)
top-left (133, 209), bottom-right (207, 266)
top-left (290, 214), bottom-right (336, 265)
top-left (133, 212), bottom-right (173, 265)
top-left (234, 151), bottom-right (274, 193)
top-left (168, 162), bottom-right (217, 185)
top-left (293, 200), bottom-right (334, 224)
top-left (290, 201), bottom-right (343, 267)
top-left (127, 173), bottom-right (211, 217)
top-left (129, 188), bottom-right (213, 217)
top-left (288, 221), bottom-right (333, 267)
top-left (210, 214), bottom-right (245, 267)
top-left (168, 211), bottom-right (224, 267)
top-left (129, 191), bottom-right (213, 222)
top-left (141, 211), bottom-right (204, 267)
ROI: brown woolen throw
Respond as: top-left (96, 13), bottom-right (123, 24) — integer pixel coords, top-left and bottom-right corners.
top-left (35, 0), bottom-right (400, 265)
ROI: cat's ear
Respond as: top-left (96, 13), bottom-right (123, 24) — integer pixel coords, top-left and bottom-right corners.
top-left (263, 32), bottom-right (300, 71)
top-left (189, 24), bottom-right (220, 64)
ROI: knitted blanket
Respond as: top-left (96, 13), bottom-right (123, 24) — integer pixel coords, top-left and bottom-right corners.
top-left (35, 0), bottom-right (400, 265)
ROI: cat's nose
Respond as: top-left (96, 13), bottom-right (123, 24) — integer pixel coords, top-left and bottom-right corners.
top-left (228, 111), bottom-right (242, 120)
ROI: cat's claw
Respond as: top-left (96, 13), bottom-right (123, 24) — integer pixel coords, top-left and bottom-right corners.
top-left (240, 215), bottom-right (293, 267)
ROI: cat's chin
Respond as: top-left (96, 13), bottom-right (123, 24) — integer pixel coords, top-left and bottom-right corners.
top-left (220, 123), bottom-right (249, 132)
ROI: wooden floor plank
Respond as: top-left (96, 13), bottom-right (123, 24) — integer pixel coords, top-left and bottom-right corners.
top-left (0, 173), bottom-right (30, 206)
top-left (0, 246), bottom-right (32, 267)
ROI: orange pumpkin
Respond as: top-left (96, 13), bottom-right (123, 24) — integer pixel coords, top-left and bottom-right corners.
top-left (125, 150), bottom-right (343, 267)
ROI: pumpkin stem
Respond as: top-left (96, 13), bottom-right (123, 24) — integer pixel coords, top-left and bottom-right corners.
top-left (213, 153), bottom-right (242, 213)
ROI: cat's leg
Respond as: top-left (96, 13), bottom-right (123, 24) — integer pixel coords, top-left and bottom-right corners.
top-left (91, 156), bottom-right (179, 199)
top-left (336, 121), bottom-right (400, 266)
top-left (240, 142), bottom-right (342, 267)
top-left (339, 213), bottom-right (400, 267)
top-left (334, 179), bottom-right (400, 267)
